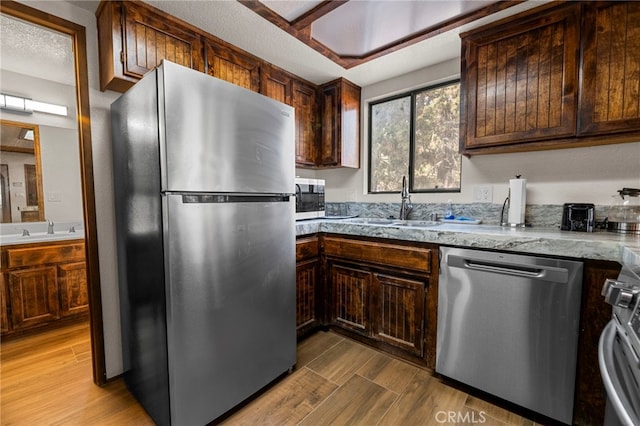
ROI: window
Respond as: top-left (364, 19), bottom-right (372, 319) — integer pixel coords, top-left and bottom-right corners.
top-left (369, 81), bottom-right (461, 193)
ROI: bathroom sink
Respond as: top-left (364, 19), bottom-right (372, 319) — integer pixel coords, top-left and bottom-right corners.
top-left (1, 231), bottom-right (84, 245)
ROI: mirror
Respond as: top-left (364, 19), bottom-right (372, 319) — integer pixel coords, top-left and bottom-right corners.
top-left (0, 120), bottom-right (45, 223)
top-left (0, 13), bottom-right (83, 227)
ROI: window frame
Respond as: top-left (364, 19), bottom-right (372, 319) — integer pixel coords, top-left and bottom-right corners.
top-left (368, 79), bottom-right (461, 194)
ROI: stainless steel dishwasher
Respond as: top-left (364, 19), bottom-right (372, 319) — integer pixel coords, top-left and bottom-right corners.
top-left (436, 247), bottom-right (583, 425)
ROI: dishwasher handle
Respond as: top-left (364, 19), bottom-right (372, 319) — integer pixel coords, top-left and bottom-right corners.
top-left (447, 254), bottom-right (569, 283)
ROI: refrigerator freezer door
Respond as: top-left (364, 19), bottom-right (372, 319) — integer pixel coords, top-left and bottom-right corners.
top-left (158, 61), bottom-right (295, 194)
top-left (163, 194), bottom-right (296, 425)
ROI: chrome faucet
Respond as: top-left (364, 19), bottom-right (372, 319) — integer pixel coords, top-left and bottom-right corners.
top-left (47, 220), bottom-right (54, 234)
top-left (399, 175), bottom-right (413, 220)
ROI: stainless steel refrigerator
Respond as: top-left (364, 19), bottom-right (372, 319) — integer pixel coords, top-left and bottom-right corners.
top-left (111, 60), bottom-right (296, 425)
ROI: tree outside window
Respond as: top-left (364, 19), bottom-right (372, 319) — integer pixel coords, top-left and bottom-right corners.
top-left (369, 81), bottom-right (461, 193)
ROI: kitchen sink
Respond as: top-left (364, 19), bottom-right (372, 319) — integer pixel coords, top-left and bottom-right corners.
top-left (391, 220), bottom-right (441, 228)
top-left (343, 218), bottom-right (441, 228)
top-left (344, 218), bottom-right (396, 225)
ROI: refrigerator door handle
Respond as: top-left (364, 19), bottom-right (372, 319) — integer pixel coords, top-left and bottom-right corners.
top-left (180, 194), bottom-right (291, 204)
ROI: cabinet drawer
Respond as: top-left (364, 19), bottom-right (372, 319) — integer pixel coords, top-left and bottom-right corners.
top-left (296, 237), bottom-right (319, 261)
top-left (323, 237), bottom-right (431, 273)
top-left (6, 243), bottom-right (85, 269)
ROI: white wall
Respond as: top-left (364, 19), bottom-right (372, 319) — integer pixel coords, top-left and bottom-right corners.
top-left (19, 0), bottom-right (122, 378)
top-left (316, 58), bottom-right (640, 206)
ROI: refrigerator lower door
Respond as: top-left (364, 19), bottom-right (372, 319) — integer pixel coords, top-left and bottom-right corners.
top-left (163, 194), bottom-right (296, 425)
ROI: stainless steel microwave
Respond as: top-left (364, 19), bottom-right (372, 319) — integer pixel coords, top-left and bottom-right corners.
top-left (295, 178), bottom-right (325, 220)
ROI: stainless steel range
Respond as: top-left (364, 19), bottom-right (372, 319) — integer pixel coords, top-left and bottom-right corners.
top-left (600, 258), bottom-right (640, 425)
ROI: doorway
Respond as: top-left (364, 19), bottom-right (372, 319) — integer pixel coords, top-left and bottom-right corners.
top-left (0, 1), bottom-right (105, 384)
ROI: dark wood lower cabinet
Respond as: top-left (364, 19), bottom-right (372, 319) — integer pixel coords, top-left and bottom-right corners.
top-left (8, 266), bottom-right (59, 330)
top-left (296, 258), bottom-right (320, 335)
top-left (296, 236), bottom-right (321, 337)
top-left (330, 263), bottom-right (371, 335)
top-left (1, 240), bottom-right (88, 337)
top-left (295, 233), bottom-right (622, 425)
top-left (372, 273), bottom-right (425, 357)
top-left (58, 262), bottom-right (89, 317)
top-left (321, 235), bottom-right (437, 367)
top-left (573, 260), bottom-right (621, 426)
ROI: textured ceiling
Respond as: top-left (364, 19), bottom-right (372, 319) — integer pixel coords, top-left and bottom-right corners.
top-left (0, 14), bottom-right (75, 87)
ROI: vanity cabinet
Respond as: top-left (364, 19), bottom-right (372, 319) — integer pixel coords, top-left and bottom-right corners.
top-left (1, 273), bottom-right (10, 333)
top-left (1, 240), bottom-right (88, 336)
top-left (296, 236), bottom-right (322, 337)
top-left (323, 236), bottom-right (437, 366)
top-left (319, 78), bottom-right (361, 168)
top-left (96, 0), bottom-right (205, 92)
top-left (460, 1), bottom-right (640, 155)
top-left (205, 39), bottom-right (260, 92)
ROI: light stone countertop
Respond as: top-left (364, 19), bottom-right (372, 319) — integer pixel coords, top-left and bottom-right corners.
top-left (296, 219), bottom-right (640, 266)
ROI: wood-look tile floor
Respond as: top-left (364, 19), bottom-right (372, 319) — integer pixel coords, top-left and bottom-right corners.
top-left (1, 322), bottom-right (539, 425)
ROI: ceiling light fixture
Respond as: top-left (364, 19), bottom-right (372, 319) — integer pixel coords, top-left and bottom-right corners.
top-left (0, 93), bottom-right (67, 116)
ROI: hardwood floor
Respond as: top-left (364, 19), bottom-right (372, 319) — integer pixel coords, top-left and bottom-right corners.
top-left (1, 322), bottom-right (539, 425)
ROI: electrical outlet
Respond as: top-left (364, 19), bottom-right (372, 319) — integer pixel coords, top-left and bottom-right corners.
top-left (473, 185), bottom-right (493, 203)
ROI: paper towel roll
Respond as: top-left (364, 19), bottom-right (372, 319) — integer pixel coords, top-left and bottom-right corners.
top-left (508, 178), bottom-right (527, 225)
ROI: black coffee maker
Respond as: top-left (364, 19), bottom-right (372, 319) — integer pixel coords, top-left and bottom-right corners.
top-left (561, 203), bottom-right (595, 232)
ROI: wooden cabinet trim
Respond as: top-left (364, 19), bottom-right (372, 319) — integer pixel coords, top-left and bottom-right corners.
top-left (296, 236), bottom-right (320, 261)
top-left (323, 236), bottom-right (432, 273)
top-left (6, 242), bottom-right (85, 269)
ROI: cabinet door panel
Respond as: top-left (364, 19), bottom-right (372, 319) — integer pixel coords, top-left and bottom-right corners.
top-left (1, 274), bottom-right (9, 333)
top-left (261, 67), bottom-right (292, 105)
top-left (462, 4), bottom-right (579, 149)
top-left (8, 267), bottom-right (58, 330)
top-left (293, 81), bottom-right (318, 166)
top-left (206, 43), bottom-right (260, 92)
top-left (330, 264), bottom-right (370, 334)
top-left (579, 2), bottom-right (640, 135)
top-left (122, 3), bottom-right (203, 80)
top-left (296, 259), bottom-right (320, 333)
top-left (58, 262), bottom-right (88, 317)
top-left (372, 273), bottom-right (424, 357)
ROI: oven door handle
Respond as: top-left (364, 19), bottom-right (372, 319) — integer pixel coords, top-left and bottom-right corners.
top-left (599, 320), bottom-right (640, 426)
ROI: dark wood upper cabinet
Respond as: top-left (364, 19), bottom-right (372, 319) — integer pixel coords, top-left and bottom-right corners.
top-left (460, 3), bottom-right (580, 151)
top-left (205, 40), bottom-right (260, 92)
top-left (261, 65), bottom-right (293, 106)
top-left (320, 78), bottom-right (361, 168)
top-left (293, 80), bottom-right (319, 167)
top-left (97, 1), bottom-right (204, 92)
top-left (578, 2), bottom-right (640, 136)
top-left (460, 1), bottom-right (640, 155)
top-left (96, 1), bottom-right (361, 168)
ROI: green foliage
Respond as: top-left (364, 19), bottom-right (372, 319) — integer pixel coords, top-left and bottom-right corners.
top-left (369, 82), bottom-right (461, 193)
